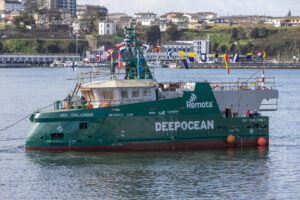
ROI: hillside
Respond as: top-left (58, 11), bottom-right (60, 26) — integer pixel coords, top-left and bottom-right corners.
top-left (178, 26), bottom-right (300, 60)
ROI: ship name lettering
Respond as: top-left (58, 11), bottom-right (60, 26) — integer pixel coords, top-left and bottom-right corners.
top-left (70, 113), bottom-right (94, 118)
top-left (186, 101), bottom-right (213, 109)
top-left (155, 120), bottom-right (214, 132)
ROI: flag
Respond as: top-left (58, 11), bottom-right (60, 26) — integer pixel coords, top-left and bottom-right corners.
top-left (118, 44), bottom-right (126, 53)
top-left (166, 48), bottom-right (173, 59)
top-left (155, 46), bottom-right (160, 53)
top-left (72, 62), bottom-right (77, 71)
top-left (83, 58), bottom-right (90, 64)
top-left (106, 49), bottom-right (114, 58)
top-left (200, 53), bottom-right (207, 62)
top-left (263, 51), bottom-right (266, 59)
top-left (179, 51), bottom-right (188, 70)
top-left (257, 52), bottom-right (263, 58)
top-left (213, 53), bottom-right (219, 58)
top-left (118, 52), bottom-right (123, 75)
top-left (95, 55), bottom-right (101, 63)
top-left (143, 44), bottom-right (149, 52)
top-left (138, 53), bottom-right (144, 77)
top-left (261, 68), bottom-right (265, 90)
top-left (224, 54), bottom-right (229, 74)
top-left (232, 54), bottom-right (239, 63)
top-left (188, 52), bottom-right (195, 62)
top-left (247, 53), bottom-right (253, 60)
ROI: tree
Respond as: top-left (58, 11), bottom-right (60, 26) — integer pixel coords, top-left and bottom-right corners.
top-left (219, 45), bottom-right (228, 54)
top-left (229, 44), bottom-right (236, 53)
top-left (80, 11), bottom-right (106, 34)
top-left (23, 0), bottom-right (48, 14)
top-left (13, 16), bottom-right (22, 28)
top-left (250, 27), bottom-right (260, 39)
top-left (22, 14), bottom-right (35, 26)
top-left (165, 23), bottom-right (178, 41)
top-left (146, 25), bottom-right (161, 46)
top-left (231, 28), bottom-right (238, 42)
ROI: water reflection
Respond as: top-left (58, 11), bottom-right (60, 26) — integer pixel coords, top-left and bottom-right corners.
top-left (25, 148), bottom-right (269, 199)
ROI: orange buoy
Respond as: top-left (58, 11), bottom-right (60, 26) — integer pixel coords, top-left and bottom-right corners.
top-left (85, 102), bottom-right (94, 109)
top-left (65, 104), bottom-right (71, 110)
top-left (101, 101), bottom-right (111, 107)
top-left (257, 137), bottom-right (267, 146)
top-left (226, 134), bottom-right (236, 145)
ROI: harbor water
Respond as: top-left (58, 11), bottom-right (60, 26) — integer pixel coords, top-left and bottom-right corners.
top-left (0, 67), bottom-right (300, 199)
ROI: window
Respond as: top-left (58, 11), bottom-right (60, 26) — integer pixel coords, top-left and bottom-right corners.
top-left (107, 24), bottom-right (110, 28)
top-left (121, 90), bottom-right (128, 99)
top-left (51, 133), bottom-right (64, 140)
top-left (132, 89), bottom-right (140, 98)
top-left (79, 122), bottom-right (87, 129)
top-left (143, 89), bottom-right (151, 97)
top-left (102, 90), bottom-right (113, 99)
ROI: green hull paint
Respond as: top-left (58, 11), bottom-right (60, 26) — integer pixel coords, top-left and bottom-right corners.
top-left (26, 82), bottom-right (269, 151)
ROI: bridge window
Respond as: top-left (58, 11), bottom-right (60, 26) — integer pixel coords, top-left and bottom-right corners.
top-left (102, 90), bottom-right (113, 99)
top-left (143, 89), bottom-right (151, 97)
top-left (121, 90), bottom-right (128, 99)
top-left (132, 89), bottom-right (140, 98)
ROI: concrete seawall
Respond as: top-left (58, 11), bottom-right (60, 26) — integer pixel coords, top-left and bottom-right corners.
top-left (170, 63), bottom-right (300, 69)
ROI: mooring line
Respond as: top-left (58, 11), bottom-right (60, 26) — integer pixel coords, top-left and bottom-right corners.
top-left (0, 103), bottom-right (53, 133)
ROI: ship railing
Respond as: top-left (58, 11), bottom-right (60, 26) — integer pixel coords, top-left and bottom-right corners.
top-left (54, 98), bottom-right (154, 110)
top-left (210, 77), bottom-right (276, 91)
top-left (67, 66), bottom-right (156, 85)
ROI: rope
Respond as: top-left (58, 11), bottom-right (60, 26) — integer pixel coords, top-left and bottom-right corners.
top-left (0, 103), bottom-right (53, 133)
top-left (0, 137), bottom-right (26, 142)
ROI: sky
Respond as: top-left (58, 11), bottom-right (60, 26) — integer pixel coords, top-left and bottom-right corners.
top-left (78, 0), bottom-right (300, 17)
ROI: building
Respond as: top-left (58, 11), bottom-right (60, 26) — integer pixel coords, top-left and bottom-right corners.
top-left (265, 17), bottom-right (282, 27)
top-left (0, 0), bottom-right (22, 11)
top-left (145, 38), bottom-right (210, 61)
top-left (76, 4), bottom-right (108, 19)
top-left (99, 20), bottom-right (116, 35)
top-left (282, 16), bottom-right (300, 27)
top-left (160, 12), bottom-right (188, 29)
top-left (187, 21), bottom-right (207, 30)
top-left (134, 12), bottom-right (157, 26)
top-left (107, 13), bottom-right (132, 28)
top-left (209, 18), bottom-right (231, 27)
top-left (107, 13), bottom-right (128, 21)
top-left (50, 0), bottom-right (76, 17)
top-left (158, 19), bottom-right (170, 32)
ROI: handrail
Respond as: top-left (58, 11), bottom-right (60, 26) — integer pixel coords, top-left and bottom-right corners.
top-left (54, 98), bottom-right (154, 110)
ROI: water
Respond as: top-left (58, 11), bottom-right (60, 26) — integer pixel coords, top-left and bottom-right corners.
top-left (1, 67), bottom-right (300, 199)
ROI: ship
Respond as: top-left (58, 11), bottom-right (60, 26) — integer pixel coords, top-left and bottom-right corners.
top-left (25, 27), bottom-right (279, 151)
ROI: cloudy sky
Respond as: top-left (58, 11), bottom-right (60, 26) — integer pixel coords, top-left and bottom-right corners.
top-left (78, 0), bottom-right (300, 17)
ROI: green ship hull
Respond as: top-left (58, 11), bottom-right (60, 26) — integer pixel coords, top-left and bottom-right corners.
top-left (25, 82), bottom-right (269, 151)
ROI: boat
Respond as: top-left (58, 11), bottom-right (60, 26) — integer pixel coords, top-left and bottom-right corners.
top-left (25, 27), bottom-right (279, 152)
top-left (50, 60), bottom-right (65, 68)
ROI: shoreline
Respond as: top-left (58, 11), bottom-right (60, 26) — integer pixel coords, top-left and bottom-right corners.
top-left (1, 63), bottom-right (300, 69)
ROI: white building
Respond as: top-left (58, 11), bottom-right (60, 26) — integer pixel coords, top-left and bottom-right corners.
top-left (158, 20), bottom-right (170, 32)
top-left (265, 17), bottom-right (282, 28)
top-left (99, 20), bottom-right (116, 35)
top-left (134, 12), bottom-right (157, 26)
top-left (146, 38), bottom-right (210, 61)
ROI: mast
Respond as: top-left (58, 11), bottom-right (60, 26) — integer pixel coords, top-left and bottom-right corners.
top-left (123, 26), bottom-right (153, 80)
